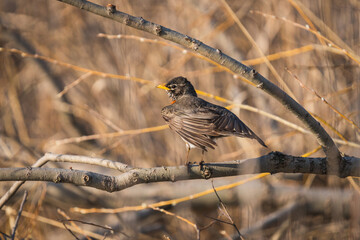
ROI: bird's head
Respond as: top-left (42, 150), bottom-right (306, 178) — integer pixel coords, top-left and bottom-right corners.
top-left (163, 76), bottom-right (197, 100)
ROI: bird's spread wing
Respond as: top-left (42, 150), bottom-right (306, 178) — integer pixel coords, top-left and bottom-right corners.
top-left (164, 112), bottom-right (217, 150)
top-left (162, 104), bottom-right (267, 149)
top-left (211, 109), bottom-right (267, 147)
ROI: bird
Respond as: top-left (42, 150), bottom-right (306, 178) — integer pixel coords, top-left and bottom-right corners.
top-left (159, 76), bottom-right (267, 164)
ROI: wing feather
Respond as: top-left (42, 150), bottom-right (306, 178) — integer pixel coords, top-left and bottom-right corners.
top-left (162, 100), bottom-right (267, 149)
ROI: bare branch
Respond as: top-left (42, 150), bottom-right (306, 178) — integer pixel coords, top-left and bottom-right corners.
top-left (0, 153), bottom-right (132, 209)
top-left (0, 168), bottom-right (117, 191)
top-left (33, 153), bottom-right (133, 172)
top-left (0, 152), bottom-right (358, 194)
top-left (55, 0), bottom-right (342, 172)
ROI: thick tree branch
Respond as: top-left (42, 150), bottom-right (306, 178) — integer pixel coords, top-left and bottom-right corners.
top-left (0, 153), bottom-right (132, 209)
top-left (0, 152), bottom-right (358, 193)
top-left (55, 0), bottom-right (342, 173)
top-left (1, 168), bottom-right (117, 191)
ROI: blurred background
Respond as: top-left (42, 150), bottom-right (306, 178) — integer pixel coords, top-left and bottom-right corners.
top-left (0, 0), bottom-right (359, 239)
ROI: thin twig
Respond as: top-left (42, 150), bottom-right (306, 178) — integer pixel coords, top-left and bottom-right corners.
top-left (286, 68), bottom-right (360, 132)
top-left (62, 221), bottom-right (80, 240)
top-left (11, 190), bottom-right (28, 240)
top-left (53, 124), bottom-right (169, 145)
top-left (4, 206), bottom-right (106, 239)
top-left (250, 10), bottom-right (360, 65)
top-left (0, 231), bottom-right (11, 239)
top-left (64, 219), bottom-right (114, 232)
top-left (220, 0), bottom-right (297, 101)
top-left (150, 206), bottom-right (200, 239)
top-left (211, 181), bottom-right (244, 240)
top-left (57, 72), bottom-right (92, 97)
top-left (58, 209), bottom-right (91, 240)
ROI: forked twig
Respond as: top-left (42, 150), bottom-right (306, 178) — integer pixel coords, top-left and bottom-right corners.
top-left (211, 181), bottom-right (244, 240)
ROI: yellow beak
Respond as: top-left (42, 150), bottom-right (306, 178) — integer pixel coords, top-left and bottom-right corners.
top-left (156, 84), bottom-right (170, 90)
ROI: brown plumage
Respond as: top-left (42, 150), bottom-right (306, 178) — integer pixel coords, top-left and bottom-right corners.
top-left (161, 76), bottom-right (267, 159)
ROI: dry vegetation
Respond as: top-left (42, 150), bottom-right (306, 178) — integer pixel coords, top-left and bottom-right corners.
top-left (0, 0), bottom-right (359, 239)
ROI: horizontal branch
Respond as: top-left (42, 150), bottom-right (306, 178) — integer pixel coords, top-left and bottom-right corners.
top-left (0, 152), bottom-right (133, 209)
top-left (0, 167), bottom-right (116, 191)
top-left (33, 153), bottom-right (133, 172)
top-left (0, 152), bottom-right (358, 193)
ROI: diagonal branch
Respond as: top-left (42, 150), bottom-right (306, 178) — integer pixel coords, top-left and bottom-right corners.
top-left (55, 0), bottom-right (342, 173)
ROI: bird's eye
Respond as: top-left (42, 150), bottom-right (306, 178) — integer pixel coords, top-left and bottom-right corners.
top-left (169, 84), bottom-right (176, 89)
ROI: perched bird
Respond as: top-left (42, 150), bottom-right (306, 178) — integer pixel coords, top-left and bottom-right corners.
top-left (160, 76), bottom-right (267, 163)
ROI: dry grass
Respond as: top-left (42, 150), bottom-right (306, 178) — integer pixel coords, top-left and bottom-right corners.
top-left (0, 0), bottom-right (359, 239)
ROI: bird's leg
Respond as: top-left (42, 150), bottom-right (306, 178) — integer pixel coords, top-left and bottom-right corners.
top-left (185, 146), bottom-right (191, 165)
top-left (199, 149), bottom-right (205, 165)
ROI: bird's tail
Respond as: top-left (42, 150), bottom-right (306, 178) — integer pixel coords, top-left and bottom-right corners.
top-left (233, 119), bottom-right (267, 148)
top-left (252, 133), bottom-right (267, 148)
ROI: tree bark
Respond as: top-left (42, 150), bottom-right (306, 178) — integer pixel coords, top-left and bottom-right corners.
top-left (0, 152), bottom-right (358, 193)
